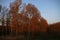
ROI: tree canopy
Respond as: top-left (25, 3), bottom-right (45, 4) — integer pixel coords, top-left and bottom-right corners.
top-left (0, 0), bottom-right (48, 33)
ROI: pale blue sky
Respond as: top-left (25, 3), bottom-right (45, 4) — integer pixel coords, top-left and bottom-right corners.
top-left (0, 0), bottom-right (60, 24)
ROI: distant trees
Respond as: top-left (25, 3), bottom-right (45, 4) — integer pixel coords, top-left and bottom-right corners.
top-left (48, 22), bottom-right (60, 32)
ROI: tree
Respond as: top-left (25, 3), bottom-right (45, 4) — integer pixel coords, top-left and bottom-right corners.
top-left (0, 5), bottom-right (2, 25)
top-left (25, 4), bottom-right (48, 33)
top-left (10, 0), bottom-right (22, 34)
top-left (9, 0), bottom-right (48, 35)
top-left (40, 17), bottom-right (48, 33)
top-left (25, 4), bottom-right (40, 32)
top-left (0, 5), bottom-right (2, 12)
top-left (1, 6), bottom-right (11, 35)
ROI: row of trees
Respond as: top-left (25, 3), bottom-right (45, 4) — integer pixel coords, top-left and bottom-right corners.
top-left (0, 0), bottom-right (48, 35)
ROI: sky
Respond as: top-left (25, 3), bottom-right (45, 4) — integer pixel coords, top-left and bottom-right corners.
top-left (0, 0), bottom-right (60, 24)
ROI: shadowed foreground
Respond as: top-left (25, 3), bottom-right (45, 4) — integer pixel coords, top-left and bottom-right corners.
top-left (0, 32), bottom-right (60, 40)
top-left (0, 22), bottom-right (60, 40)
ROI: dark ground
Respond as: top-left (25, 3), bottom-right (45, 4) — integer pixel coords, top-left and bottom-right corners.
top-left (0, 32), bottom-right (60, 40)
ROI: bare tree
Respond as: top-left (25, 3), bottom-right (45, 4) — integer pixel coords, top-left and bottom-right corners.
top-left (0, 5), bottom-right (2, 12)
top-left (0, 6), bottom-right (10, 35)
top-left (0, 5), bottom-right (2, 24)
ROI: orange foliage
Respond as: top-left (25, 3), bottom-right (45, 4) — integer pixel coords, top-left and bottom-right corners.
top-left (9, 0), bottom-right (48, 33)
top-left (48, 22), bottom-right (60, 32)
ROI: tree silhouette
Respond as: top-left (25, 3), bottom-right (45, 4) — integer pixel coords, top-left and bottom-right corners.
top-left (0, 5), bottom-right (11, 35)
top-left (0, 5), bottom-right (2, 12)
